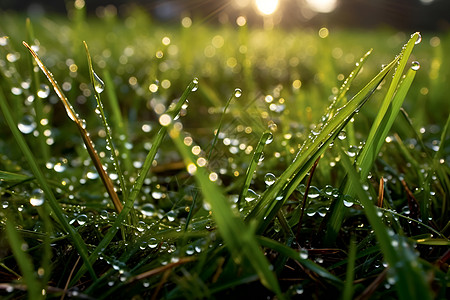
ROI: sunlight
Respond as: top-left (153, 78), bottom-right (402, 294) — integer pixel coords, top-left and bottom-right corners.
top-left (305, 0), bottom-right (338, 13)
top-left (255, 0), bottom-right (280, 15)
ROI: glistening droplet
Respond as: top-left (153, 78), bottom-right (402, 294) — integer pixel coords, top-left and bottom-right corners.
top-left (37, 84), bottom-right (50, 98)
top-left (264, 173), bottom-right (276, 186)
top-left (234, 88), bottom-right (242, 98)
top-left (93, 71), bottom-right (105, 93)
top-left (411, 61), bottom-right (420, 71)
top-left (191, 77), bottom-right (199, 91)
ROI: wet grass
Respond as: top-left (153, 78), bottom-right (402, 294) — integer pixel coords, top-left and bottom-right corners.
top-left (0, 6), bottom-right (449, 300)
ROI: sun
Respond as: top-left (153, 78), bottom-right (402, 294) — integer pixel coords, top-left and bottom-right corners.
top-left (305, 0), bottom-right (338, 13)
top-left (255, 0), bottom-right (280, 15)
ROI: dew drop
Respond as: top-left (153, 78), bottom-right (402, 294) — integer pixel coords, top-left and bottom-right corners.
top-left (265, 132), bottom-right (274, 144)
top-left (148, 237), bottom-right (158, 248)
top-left (191, 77), bottom-right (199, 91)
top-left (343, 195), bottom-right (354, 207)
top-left (413, 32), bottom-right (422, 45)
top-left (30, 189), bottom-right (44, 206)
top-left (167, 210), bottom-right (176, 222)
top-left (93, 71), bottom-right (105, 93)
top-left (234, 88), bottom-right (242, 98)
top-left (77, 214), bottom-right (88, 225)
top-left (264, 173), bottom-right (276, 186)
top-left (140, 203), bottom-right (156, 217)
top-left (307, 186), bottom-right (321, 198)
top-left (245, 189), bottom-right (259, 202)
top-left (338, 131), bottom-right (346, 140)
top-left (37, 84), bottom-right (50, 98)
top-left (411, 61), bottom-right (420, 71)
top-left (299, 248), bottom-right (308, 259)
top-left (18, 115), bottom-right (37, 134)
top-left (186, 245), bottom-right (195, 255)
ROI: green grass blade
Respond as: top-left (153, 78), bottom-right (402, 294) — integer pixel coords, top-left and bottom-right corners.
top-left (336, 145), bottom-right (432, 300)
top-left (356, 33), bottom-right (420, 179)
top-left (23, 41), bottom-right (124, 213)
top-left (0, 88), bottom-right (97, 281)
top-left (246, 54), bottom-right (399, 232)
top-left (238, 130), bottom-right (272, 207)
top-left (342, 237), bottom-right (356, 300)
top-left (103, 69), bottom-right (132, 173)
top-left (207, 89), bottom-right (240, 162)
top-left (83, 41), bottom-right (128, 203)
top-left (70, 79), bottom-right (198, 285)
top-left (5, 218), bottom-right (43, 300)
top-left (325, 33), bottom-right (420, 245)
top-left (256, 236), bottom-right (342, 286)
top-left (0, 170), bottom-right (29, 182)
top-left (169, 125), bottom-right (282, 296)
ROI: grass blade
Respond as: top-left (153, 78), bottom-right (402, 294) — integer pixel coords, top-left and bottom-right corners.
top-left (5, 218), bottom-right (43, 300)
top-left (256, 236), bottom-right (342, 286)
top-left (342, 237), bottom-right (357, 300)
top-left (169, 124), bottom-right (283, 296)
top-left (238, 130), bottom-right (273, 207)
top-left (246, 53), bottom-right (399, 233)
top-left (23, 41), bottom-right (124, 213)
top-left (70, 79), bottom-right (198, 285)
top-left (336, 145), bottom-right (432, 300)
top-left (325, 33), bottom-right (420, 244)
top-left (83, 41), bottom-right (128, 203)
top-left (0, 88), bottom-right (97, 280)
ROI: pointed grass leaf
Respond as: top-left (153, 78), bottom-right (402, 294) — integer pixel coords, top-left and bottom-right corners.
top-left (169, 125), bottom-right (283, 297)
top-left (23, 41), bottom-right (124, 213)
top-left (246, 52), bottom-right (399, 233)
top-left (336, 145), bottom-right (432, 300)
top-left (84, 41), bottom-right (128, 203)
top-left (70, 79), bottom-right (197, 285)
top-left (325, 32), bottom-right (421, 245)
top-left (0, 88), bottom-right (97, 280)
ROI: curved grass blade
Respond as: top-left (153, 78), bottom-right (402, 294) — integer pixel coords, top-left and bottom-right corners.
top-left (70, 79), bottom-right (198, 286)
top-left (84, 41), bottom-right (128, 203)
top-left (342, 237), bottom-right (357, 300)
top-left (23, 41), bottom-right (123, 213)
top-left (325, 34), bottom-right (420, 244)
top-left (0, 170), bottom-right (29, 182)
top-left (169, 125), bottom-right (283, 297)
top-left (237, 130), bottom-right (272, 207)
top-left (207, 89), bottom-right (240, 162)
top-left (103, 69), bottom-right (132, 173)
top-left (246, 54), bottom-right (399, 233)
top-left (256, 236), bottom-right (342, 286)
top-left (0, 88), bottom-right (97, 280)
top-left (5, 219), bottom-right (43, 300)
top-left (337, 145), bottom-right (432, 300)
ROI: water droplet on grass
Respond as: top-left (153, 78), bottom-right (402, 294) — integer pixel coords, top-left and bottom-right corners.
top-left (411, 61), bottom-right (420, 71)
top-left (338, 131), bottom-right (346, 140)
top-left (234, 88), bottom-right (242, 98)
top-left (413, 32), bottom-right (422, 44)
top-left (37, 84), bottom-right (50, 98)
top-left (30, 189), bottom-right (44, 206)
top-left (77, 214), bottom-right (88, 225)
top-left (93, 71), bottom-right (105, 93)
top-left (265, 132), bottom-right (274, 144)
top-left (307, 186), bottom-right (321, 198)
top-left (245, 189), bottom-right (259, 202)
top-left (343, 195), bottom-right (354, 207)
top-left (18, 115), bottom-right (36, 134)
top-left (299, 248), bottom-right (308, 259)
top-left (191, 77), bottom-right (199, 91)
top-left (141, 203), bottom-right (155, 217)
top-left (264, 173), bottom-right (276, 186)
top-left (148, 237), bottom-right (158, 248)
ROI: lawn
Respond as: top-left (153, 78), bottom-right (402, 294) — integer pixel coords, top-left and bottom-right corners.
top-left (0, 3), bottom-right (449, 299)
